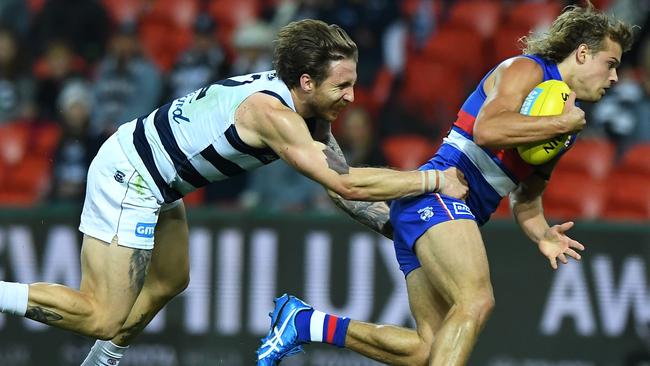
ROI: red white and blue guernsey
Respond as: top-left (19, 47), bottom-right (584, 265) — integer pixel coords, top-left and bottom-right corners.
top-left (390, 55), bottom-right (576, 276)
top-left (117, 71), bottom-right (292, 204)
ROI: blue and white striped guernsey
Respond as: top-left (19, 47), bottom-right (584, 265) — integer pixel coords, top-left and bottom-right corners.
top-left (117, 71), bottom-right (295, 203)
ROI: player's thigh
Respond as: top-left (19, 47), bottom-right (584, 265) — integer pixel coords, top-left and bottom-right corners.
top-left (79, 234), bottom-right (151, 318)
top-left (414, 219), bottom-right (493, 304)
top-left (405, 267), bottom-right (450, 342)
top-left (147, 200), bottom-right (190, 292)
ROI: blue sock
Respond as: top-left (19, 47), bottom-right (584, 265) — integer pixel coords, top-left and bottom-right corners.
top-left (295, 309), bottom-right (313, 343)
top-left (294, 309), bottom-right (350, 348)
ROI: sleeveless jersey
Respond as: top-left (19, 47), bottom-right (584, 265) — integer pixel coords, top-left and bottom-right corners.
top-left (117, 71), bottom-right (295, 203)
top-left (426, 55), bottom-right (575, 225)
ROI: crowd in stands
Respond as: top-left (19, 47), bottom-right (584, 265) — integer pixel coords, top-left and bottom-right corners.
top-left (0, 0), bottom-right (649, 221)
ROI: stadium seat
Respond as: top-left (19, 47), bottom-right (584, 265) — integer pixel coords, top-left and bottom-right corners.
top-left (543, 171), bottom-right (606, 220)
top-left (31, 122), bottom-right (62, 157)
top-left (139, 9), bottom-right (192, 72)
top-left (446, 0), bottom-right (503, 39)
top-left (183, 187), bottom-right (206, 207)
top-left (401, 58), bottom-right (465, 123)
top-left (616, 143), bottom-right (650, 179)
top-left (506, 1), bottom-right (562, 30)
top-left (492, 197), bottom-right (511, 219)
top-left (554, 138), bottom-right (615, 180)
top-left (421, 27), bottom-right (486, 82)
top-left (101, 0), bottom-right (143, 23)
top-left (601, 172), bottom-right (650, 221)
top-left (382, 135), bottom-right (438, 170)
top-left (0, 122), bottom-right (30, 166)
top-left (490, 25), bottom-right (529, 66)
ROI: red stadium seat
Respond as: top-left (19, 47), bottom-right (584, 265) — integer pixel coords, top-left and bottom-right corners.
top-left (101, 0), bottom-right (143, 23)
top-left (543, 171), bottom-right (606, 220)
top-left (382, 135), bottom-right (438, 170)
top-left (401, 58), bottom-right (465, 124)
top-left (490, 25), bottom-right (529, 66)
top-left (0, 122), bottom-right (30, 166)
top-left (139, 9), bottom-right (192, 72)
top-left (492, 197), bottom-right (511, 219)
top-left (601, 173), bottom-right (650, 221)
top-left (183, 187), bottom-right (206, 207)
top-left (421, 27), bottom-right (487, 82)
top-left (31, 122), bottom-right (62, 157)
top-left (555, 138), bottom-right (615, 180)
top-left (616, 143), bottom-right (650, 179)
top-left (446, 0), bottom-right (503, 38)
top-left (506, 1), bottom-right (562, 30)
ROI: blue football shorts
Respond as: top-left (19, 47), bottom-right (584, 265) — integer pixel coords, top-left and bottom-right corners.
top-left (390, 193), bottom-right (476, 277)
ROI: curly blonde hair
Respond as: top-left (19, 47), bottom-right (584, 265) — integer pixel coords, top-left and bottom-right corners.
top-left (522, 2), bottom-right (635, 63)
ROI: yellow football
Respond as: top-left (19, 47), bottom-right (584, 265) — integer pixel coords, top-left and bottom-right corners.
top-left (517, 80), bottom-right (572, 165)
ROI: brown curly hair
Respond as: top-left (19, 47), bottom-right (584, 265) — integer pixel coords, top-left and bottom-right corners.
top-left (273, 19), bottom-right (358, 89)
top-left (522, 1), bottom-right (635, 63)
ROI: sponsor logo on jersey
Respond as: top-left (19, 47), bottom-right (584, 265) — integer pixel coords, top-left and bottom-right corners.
top-left (114, 170), bottom-right (125, 183)
top-left (171, 95), bottom-right (191, 123)
top-left (453, 202), bottom-right (474, 216)
top-left (417, 206), bottom-right (434, 222)
top-left (135, 222), bottom-right (156, 238)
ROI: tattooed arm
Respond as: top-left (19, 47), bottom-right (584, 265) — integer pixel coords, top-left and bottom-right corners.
top-left (323, 129), bottom-right (393, 239)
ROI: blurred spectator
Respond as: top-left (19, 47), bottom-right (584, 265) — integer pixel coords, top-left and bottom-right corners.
top-left (0, 27), bottom-right (34, 124)
top-left (167, 14), bottom-right (227, 100)
top-left (241, 160), bottom-right (332, 212)
top-left (317, 0), bottom-right (401, 87)
top-left (589, 37), bottom-right (650, 159)
top-left (0, 0), bottom-right (30, 37)
top-left (231, 21), bottom-right (274, 75)
top-left (91, 22), bottom-right (162, 139)
top-left (49, 81), bottom-right (100, 202)
top-left (34, 40), bottom-right (84, 121)
top-left (30, 0), bottom-right (110, 63)
top-left (337, 106), bottom-right (386, 167)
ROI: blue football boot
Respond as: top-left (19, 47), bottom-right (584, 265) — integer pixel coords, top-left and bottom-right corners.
top-left (256, 294), bottom-right (312, 365)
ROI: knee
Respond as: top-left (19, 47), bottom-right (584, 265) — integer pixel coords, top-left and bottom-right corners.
top-left (458, 289), bottom-right (495, 324)
top-left (155, 271), bottom-right (190, 301)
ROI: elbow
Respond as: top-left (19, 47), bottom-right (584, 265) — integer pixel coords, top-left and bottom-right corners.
top-left (472, 127), bottom-right (495, 147)
top-left (331, 180), bottom-right (368, 201)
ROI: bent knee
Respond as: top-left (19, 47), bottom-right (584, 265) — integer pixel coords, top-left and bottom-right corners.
top-left (457, 290), bottom-right (495, 321)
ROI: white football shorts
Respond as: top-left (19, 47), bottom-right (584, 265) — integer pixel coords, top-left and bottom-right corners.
top-left (79, 133), bottom-right (181, 250)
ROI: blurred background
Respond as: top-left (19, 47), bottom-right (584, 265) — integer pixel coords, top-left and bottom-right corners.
top-left (0, 0), bottom-right (649, 365)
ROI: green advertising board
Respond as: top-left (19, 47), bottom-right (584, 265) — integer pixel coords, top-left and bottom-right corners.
top-left (0, 207), bottom-right (648, 365)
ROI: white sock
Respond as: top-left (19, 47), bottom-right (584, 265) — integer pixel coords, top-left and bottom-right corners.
top-left (80, 340), bottom-right (129, 366)
top-left (309, 310), bottom-right (327, 342)
top-left (0, 281), bottom-right (29, 316)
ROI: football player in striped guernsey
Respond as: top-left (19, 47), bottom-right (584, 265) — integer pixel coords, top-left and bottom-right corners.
top-left (0, 19), bottom-right (468, 366)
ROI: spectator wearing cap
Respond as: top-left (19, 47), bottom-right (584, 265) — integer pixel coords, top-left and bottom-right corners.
top-left (166, 14), bottom-right (227, 100)
top-left (90, 21), bottom-right (162, 140)
top-left (230, 21), bottom-right (274, 75)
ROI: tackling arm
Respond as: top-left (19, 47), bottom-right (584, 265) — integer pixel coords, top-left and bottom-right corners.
top-left (322, 129), bottom-right (393, 239)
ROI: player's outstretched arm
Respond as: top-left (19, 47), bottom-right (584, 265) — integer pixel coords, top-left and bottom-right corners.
top-left (510, 161), bottom-right (585, 269)
top-left (258, 106), bottom-right (468, 201)
top-left (322, 131), bottom-right (393, 239)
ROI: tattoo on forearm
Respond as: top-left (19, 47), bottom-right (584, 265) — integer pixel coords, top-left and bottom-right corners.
top-left (332, 197), bottom-right (392, 238)
top-left (324, 147), bottom-right (350, 174)
top-left (324, 132), bottom-right (392, 237)
top-left (129, 249), bottom-right (152, 293)
top-left (25, 306), bottom-right (63, 323)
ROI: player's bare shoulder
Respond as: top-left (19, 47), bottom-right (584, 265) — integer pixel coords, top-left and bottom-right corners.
top-left (486, 57), bottom-right (544, 96)
top-left (235, 92), bottom-right (300, 149)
